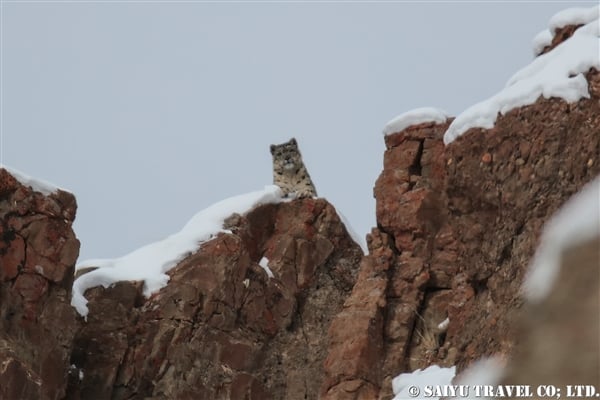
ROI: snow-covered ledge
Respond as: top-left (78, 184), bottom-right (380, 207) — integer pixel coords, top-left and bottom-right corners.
top-left (383, 107), bottom-right (449, 136)
top-left (444, 5), bottom-right (599, 145)
top-left (1, 164), bottom-right (67, 195)
top-left (72, 185), bottom-right (283, 318)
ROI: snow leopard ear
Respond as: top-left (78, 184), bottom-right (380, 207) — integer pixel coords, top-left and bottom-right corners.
top-left (270, 144), bottom-right (277, 154)
top-left (289, 138), bottom-right (297, 146)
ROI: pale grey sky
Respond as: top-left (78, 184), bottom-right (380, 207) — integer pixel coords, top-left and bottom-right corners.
top-left (1, 1), bottom-right (593, 262)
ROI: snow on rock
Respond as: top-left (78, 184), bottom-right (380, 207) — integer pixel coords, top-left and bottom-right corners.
top-left (72, 185), bottom-right (283, 317)
top-left (392, 365), bottom-right (456, 400)
top-left (549, 5), bottom-right (599, 32)
top-left (258, 256), bottom-right (275, 279)
top-left (444, 5), bottom-right (599, 145)
top-left (532, 28), bottom-right (553, 56)
top-left (452, 357), bottom-right (505, 400)
top-left (437, 317), bottom-right (449, 332)
top-left (383, 107), bottom-right (449, 136)
top-left (533, 6), bottom-right (600, 56)
top-left (523, 176), bottom-right (600, 303)
top-left (1, 164), bottom-right (66, 195)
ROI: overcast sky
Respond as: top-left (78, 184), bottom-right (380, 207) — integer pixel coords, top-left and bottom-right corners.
top-left (1, 1), bottom-right (594, 262)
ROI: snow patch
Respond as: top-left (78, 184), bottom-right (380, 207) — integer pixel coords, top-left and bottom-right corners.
top-left (437, 317), bottom-right (449, 332)
top-left (72, 185), bottom-right (283, 317)
top-left (523, 176), bottom-right (600, 303)
top-left (383, 107), bottom-right (449, 136)
top-left (532, 29), bottom-right (553, 56)
top-left (444, 6), bottom-right (599, 145)
top-left (392, 365), bottom-right (456, 400)
top-left (451, 357), bottom-right (505, 400)
top-left (549, 5), bottom-right (599, 33)
top-left (258, 256), bottom-right (274, 279)
top-left (1, 164), bottom-right (66, 195)
top-left (533, 6), bottom-right (598, 57)
top-left (69, 364), bottom-right (85, 381)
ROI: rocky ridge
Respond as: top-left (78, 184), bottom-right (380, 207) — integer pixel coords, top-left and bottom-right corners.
top-left (0, 15), bottom-right (599, 400)
top-left (68, 199), bottom-right (363, 399)
top-left (0, 169), bottom-right (80, 399)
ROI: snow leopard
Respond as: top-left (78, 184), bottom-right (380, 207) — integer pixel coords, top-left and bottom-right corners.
top-left (270, 138), bottom-right (317, 198)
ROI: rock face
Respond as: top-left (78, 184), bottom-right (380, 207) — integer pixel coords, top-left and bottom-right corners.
top-left (67, 199), bottom-right (363, 399)
top-left (321, 120), bottom-right (453, 400)
top-left (321, 27), bottom-right (600, 400)
top-left (0, 168), bottom-right (80, 400)
top-left (2, 20), bottom-right (599, 400)
top-left (441, 78), bottom-right (599, 372)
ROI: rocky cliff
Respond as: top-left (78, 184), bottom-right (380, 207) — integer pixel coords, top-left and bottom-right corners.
top-left (1, 10), bottom-right (599, 400)
top-left (0, 169), bottom-right (80, 400)
top-left (67, 200), bottom-right (363, 399)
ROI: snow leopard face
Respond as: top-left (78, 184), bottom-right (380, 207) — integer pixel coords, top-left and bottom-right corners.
top-left (270, 138), bottom-right (304, 175)
top-left (270, 137), bottom-right (317, 198)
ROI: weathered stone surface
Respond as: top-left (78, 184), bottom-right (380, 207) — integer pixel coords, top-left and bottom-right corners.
top-left (67, 199), bottom-right (363, 399)
top-left (444, 87), bottom-right (600, 371)
top-left (324, 120), bottom-right (459, 400)
top-left (321, 228), bottom-right (393, 400)
top-left (322, 23), bottom-right (599, 399)
top-left (0, 168), bottom-right (80, 400)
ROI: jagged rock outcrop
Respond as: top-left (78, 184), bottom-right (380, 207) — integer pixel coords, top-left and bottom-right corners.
top-left (67, 199), bottom-right (363, 399)
top-left (0, 168), bottom-right (80, 400)
top-left (321, 22), bottom-right (599, 400)
top-left (442, 72), bottom-right (599, 371)
top-left (321, 120), bottom-right (454, 400)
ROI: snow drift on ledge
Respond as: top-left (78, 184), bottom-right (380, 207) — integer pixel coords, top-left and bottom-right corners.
top-left (71, 185), bottom-right (284, 317)
top-left (533, 5), bottom-right (599, 55)
top-left (443, 5), bottom-right (599, 145)
top-left (71, 186), bottom-right (366, 317)
top-left (0, 164), bottom-right (66, 195)
top-left (383, 107), bottom-right (449, 136)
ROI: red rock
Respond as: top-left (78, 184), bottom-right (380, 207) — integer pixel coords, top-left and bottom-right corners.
top-left (69, 199), bottom-right (363, 399)
top-left (230, 373), bottom-right (268, 400)
top-left (13, 273), bottom-right (48, 304)
top-left (2, 20), bottom-right (599, 400)
top-left (0, 233), bottom-right (24, 281)
top-left (324, 40), bottom-right (599, 397)
top-left (0, 168), bottom-right (20, 196)
top-left (0, 167), bottom-right (79, 400)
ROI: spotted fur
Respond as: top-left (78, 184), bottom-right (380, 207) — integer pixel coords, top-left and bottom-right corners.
top-left (270, 138), bottom-right (317, 198)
